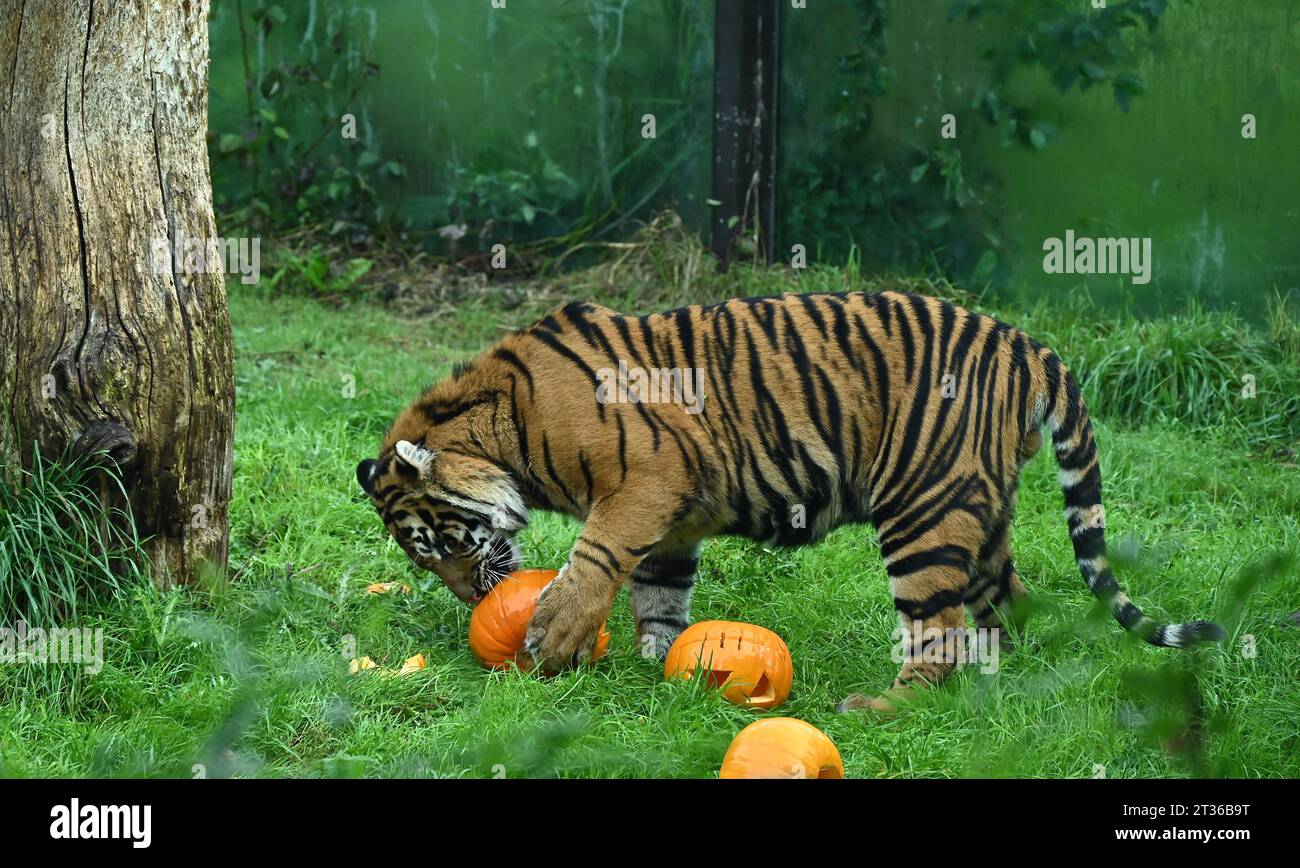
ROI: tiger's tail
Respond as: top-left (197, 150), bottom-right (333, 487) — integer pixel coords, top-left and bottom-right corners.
top-left (1034, 354), bottom-right (1225, 648)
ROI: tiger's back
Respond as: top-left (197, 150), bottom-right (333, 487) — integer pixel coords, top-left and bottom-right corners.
top-left (506, 292), bottom-right (1045, 548)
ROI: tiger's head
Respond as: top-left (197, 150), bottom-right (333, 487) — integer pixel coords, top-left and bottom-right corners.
top-left (356, 439), bottom-right (527, 604)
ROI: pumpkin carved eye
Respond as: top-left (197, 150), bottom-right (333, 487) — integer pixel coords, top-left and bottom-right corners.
top-left (664, 621), bottom-right (794, 710)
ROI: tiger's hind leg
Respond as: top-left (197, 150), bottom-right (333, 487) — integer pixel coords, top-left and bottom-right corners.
top-left (629, 544), bottom-right (700, 660)
top-left (966, 436), bottom-right (1041, 644)
top-left (964, 498), bottom-right (1029, 641)
top-left (838, 505), bottom-right (986, 714)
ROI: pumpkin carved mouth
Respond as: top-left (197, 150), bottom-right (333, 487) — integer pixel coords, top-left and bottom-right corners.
top-left (706, 670), bottom-right (777, 704)
top-left (748, 673), bottom-right (776, 704)
top-left (664, 621), bottom-right (793, 710)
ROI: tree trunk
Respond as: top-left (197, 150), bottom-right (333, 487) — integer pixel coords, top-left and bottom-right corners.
top-left (0, 0), bottom-right (234, 585)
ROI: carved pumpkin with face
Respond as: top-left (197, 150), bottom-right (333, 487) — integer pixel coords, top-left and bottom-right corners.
top-left (719, 718), bottom-right (844, 779)
top-left (664, 620), bottom-right (794, 710)
top-left (468, 569), bottom-right (611, 670)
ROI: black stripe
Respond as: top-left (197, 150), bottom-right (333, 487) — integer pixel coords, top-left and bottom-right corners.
top-left (530, 328), bottom-right (606, 421)
top-left (635, 552), bottom-right (698, 583)
top-left (1114, 599), bottom-right (1145, 629)
top-left (633, 572), bottom-right (695, 590)
top-left (615, 412), bottom-right (628, 482)
top-left (611, 315), bottom-right (649, 369)
top-left (419, 394), bottom-right (493, 425)
top-left (1042, 350), bottom-right (1062, 422)
top-left (638, 615), bottom-right (689, 629)
top-left (578, 450), bottom-right (595, 504)
top-left (638, 316), bottom-right (660, 367)
top-left (572, 549), bottom-right (616, 582)
top-left (632, 400), bottom-right (662, 452)
top-left (1057, 445), bottom-right (1093, 472)
top-left (492, 348), bottom-right (534, 398)
top-left (580, 539), bottom-right (621, 572)
top-left (894, 588), bottom-right (967, 620)
top-left (887, 545), bottom-right (970, 578)
top-left (799, 294), bottom-right (828, 339)
top-left (541, 435), bottom-right (578, 509)
top-left (894, 297), bottom-right (915, 382)
top-left (1063, 470), bottom-right (1102, 508)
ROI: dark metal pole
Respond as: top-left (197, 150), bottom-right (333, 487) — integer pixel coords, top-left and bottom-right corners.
top-left (711, 0), bottom-right (779, 269)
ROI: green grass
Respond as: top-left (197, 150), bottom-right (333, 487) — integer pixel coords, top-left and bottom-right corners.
top-left (0, 445), bottom-right (146, 625)
top-left (1, 250), bottom-right (1297, 778)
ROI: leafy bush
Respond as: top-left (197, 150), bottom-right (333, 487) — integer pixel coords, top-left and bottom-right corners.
top-left (209, 1), bottom-right (403, 241)
top-left (779, 0), bottom-right (1175, 282)
top-left (209, 0), bottom-right (711, 261)
top-left (261, 245), bottom-right (374, 298)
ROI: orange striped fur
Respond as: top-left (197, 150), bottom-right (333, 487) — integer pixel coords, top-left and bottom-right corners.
top-left (357, 291), bottom-right (1223, 709)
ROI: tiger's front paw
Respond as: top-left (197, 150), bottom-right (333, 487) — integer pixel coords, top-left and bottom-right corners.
top-left (523, 572), bottom-right (606, 671)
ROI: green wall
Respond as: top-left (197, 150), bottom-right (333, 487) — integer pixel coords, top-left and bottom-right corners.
top-left (874, 0), bottom-right (1299, 314)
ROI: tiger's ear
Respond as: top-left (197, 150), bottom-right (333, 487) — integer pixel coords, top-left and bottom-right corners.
top-left (356, 459), bottom-right (378, 495)
top-left (394, 439), bottom-right (438, 480)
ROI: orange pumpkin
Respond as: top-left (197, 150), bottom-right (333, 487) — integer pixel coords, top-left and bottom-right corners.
top-left (468, 569), bottom-right (611, 670)
top-left (664, 620), bottom-right (793, 709)
top-left (719, 718), bottom-right (844, 779)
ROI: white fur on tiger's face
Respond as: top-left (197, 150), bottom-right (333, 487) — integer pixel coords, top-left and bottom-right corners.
top-left (356, 440), bottom-right (527, 604)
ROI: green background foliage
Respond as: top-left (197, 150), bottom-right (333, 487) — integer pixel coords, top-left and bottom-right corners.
top-left (208, 0), bottom-right (1298, 313)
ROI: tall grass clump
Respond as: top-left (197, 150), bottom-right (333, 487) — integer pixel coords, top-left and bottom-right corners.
top-left (1011, 290), bottom-right (1300, 447)
top-left (0, 442), bottom-right (148, 625)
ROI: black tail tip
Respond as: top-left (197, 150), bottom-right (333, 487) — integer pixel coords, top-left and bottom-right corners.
top-left (1152, 620), bottom-right (1227, 647)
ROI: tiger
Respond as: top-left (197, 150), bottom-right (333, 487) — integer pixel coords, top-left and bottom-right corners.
top-left (356, 290), bottom-right (1224, 710)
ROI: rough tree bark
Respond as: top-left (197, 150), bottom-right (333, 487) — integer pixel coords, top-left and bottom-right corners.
top-left (0, 0), bottom-right (234, 584)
